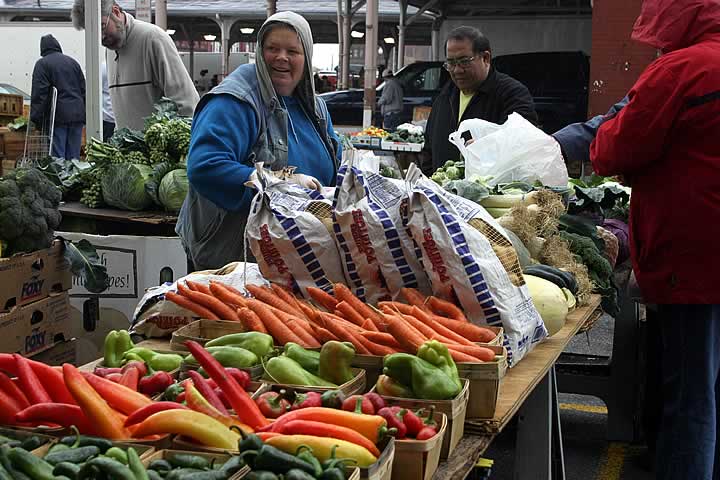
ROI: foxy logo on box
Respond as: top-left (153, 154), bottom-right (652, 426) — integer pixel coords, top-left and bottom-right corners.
top-left (21, 277), bottom-right (44, 301)
top-left (24, 327), bottom-right (47, 354)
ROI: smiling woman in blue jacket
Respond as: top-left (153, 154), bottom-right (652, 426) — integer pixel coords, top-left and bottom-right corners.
top-left (176, 12), bottom-right (342, 271)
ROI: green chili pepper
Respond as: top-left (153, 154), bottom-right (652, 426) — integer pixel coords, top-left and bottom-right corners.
top-left (284, 343), bottom-right (321, 374)
top-left (295, 445), bottom-right (322, 477)
top-left (264, 356), bottom-right (337, 387)
top-left (104, 446), bottom-right (129, 465)
top-left (206, 332), bottom-right (274, 358)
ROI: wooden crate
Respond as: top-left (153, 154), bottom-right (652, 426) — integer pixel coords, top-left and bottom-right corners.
top-left (171, 319), bottom-right (247, 351)
top-left (392, 413), bottom-right (447, 480)
top-left (456, 344), bottom-right (508, 419)
top-left (0, 94), bottom-right (23, 117)
top-left (361, 437), bottom-right (395, 480)
top-left (372, 379), bottom-right (469, 460)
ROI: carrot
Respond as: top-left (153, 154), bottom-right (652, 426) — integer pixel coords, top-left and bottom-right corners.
top-left (237, 307), bottom-right (268, 334)
top-left (330, 311), bottom-right (365, 332)
top-left (333, 284), bottom-right (386, 330)
top-left (385, 316), bottom-right (425, 353)
top-left (216, 282), bottom-right (247, 297)
top-left (296, 300), bottom-right (321, 324)
top-left (209, 282), bottom-right (248, 308)
top-left (335, 301), bottom-right (367, 327)
top-left (307, 286), bottom-right (339, 311)
top-left (446, 347), bottom-right (484, 363)
top-left (354, 333), bottom-right (397, 356)
top-left (361, 331), bottom-right (401, 347)
top-left (322, 318), bottom-right (371, 354)
top-left (432, 316), bottom-right (497, 343)
top-left (446, 344), bottom-right (497, 362)
top-left (361, 319), bottom-right (380, 332)
top-left (387, 313), bottom-right (428, 341)
top-left (427, 296), bottom-right (467, 321)
top-left (399, 314), bottom-right (446, 342)
top-left (287, 317), bottom-right (321, 348)
top-left (165, 291), bottom-right (219, 320)
top-left (378, 301), bottom-right (416, 316)
top-left (246, 298), bottom-right (305, 346)
top-left (411, 306), bottom-right (476, 347)
top-left (186, 280), bottom-right (212, 296)
top-left (309, 324), bottom-right (340, 343)
top-left (270, 284), bottom-right (310, 320)
top-left (177, 283), bottom-right (240, 321)
top-left (400, 287), bottom-right (432, 312)
top-left (246, 284), bottom-right (305, 318)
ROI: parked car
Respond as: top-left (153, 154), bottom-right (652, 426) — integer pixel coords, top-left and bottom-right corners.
top-left (321, 51), bottom-right (590, 134)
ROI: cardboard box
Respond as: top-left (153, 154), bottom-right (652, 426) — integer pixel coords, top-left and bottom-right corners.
top-left (0, 240), bottom-right (72, 312)
top-left (29, 338), bottom-right (77, 365)
top-left (0, 292), bottom-right (71, 356)
top-left (56, 232), bottom-right (187, 363)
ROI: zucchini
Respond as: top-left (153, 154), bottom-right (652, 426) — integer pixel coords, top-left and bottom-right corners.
top-left (523, 265), bottom-right (578, 295)
top-left (44, 446), bottom-right (100, 465)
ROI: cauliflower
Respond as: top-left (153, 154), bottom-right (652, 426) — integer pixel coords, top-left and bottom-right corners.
top-left (0, 167), bottom-right (62, 255)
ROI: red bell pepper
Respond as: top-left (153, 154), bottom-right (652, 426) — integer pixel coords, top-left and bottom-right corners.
top-left (378, 406), bottom-right (407, 439)
top-left (119, 368), bottom-right (140, 391)
top-left (256, 391), bottom-right (291, 419)
top-left (187, 370), bottom-right (228, 415)
top-left (416, 426), bottom-right (437, 440)
top-left (14, 354), bottom-right (52, 404)
top-left (80, 371), bottom-right (152, 415)
top-left (0, 371), bottom-right (29, 409)
top-left (138, 371), bottom-right (174, 396)
top-left (15, 403), bottom-right (95, 434)
top-left (402, 410), bottom-right (424, 437)
top-left (63, 364), bottom-right (129, 439)
top-left (290, 391), bottom-right (322, 411)
top-left (342, 395), bottom-right (375, 415)
top-left (185, 340), bottom-right (269, 429)
top-left (124, 401), bottom-right (189, 427)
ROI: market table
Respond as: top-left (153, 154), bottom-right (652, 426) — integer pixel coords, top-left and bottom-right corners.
top-left (433, 295), bottom-right (602, 480)
top-left (58, 201), bottom-right (178, 236)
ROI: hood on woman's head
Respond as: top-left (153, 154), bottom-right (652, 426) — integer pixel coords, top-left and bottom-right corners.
top-left (255, 11), bottom-right (318, 117)
top-left (631, 0), bottom-right (720, 52)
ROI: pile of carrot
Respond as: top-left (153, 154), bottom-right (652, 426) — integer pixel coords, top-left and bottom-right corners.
top-left (165, 281), bottom-right (499, 363)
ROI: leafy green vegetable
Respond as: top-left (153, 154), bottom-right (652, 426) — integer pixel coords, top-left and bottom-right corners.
top-left (60, 239), bottom-right (109, 293)
top-left (158, 169), bottom-right (189, 213)
top-left (443, 179), bottom-right (490, 203)
top-left (6, 116), bottom-right (28, 132)
top-left (101, 163), bottom-right (155, 211)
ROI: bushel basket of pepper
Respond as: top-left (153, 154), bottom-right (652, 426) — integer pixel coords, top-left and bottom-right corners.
top-left (389, 411), bottom-right (448, 480)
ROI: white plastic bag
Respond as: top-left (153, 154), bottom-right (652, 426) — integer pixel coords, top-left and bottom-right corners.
top-left (448, 113), bottom-right (569, 187)
top-left (245, 172), bottom-right (345, 298)
top-left (332, 159), bottom-right (431, 303)
top-left (404, 164), bottom-right (547, 366)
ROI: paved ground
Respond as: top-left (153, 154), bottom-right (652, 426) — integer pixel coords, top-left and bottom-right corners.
top-left (479, 315), bottom-right (655, 480)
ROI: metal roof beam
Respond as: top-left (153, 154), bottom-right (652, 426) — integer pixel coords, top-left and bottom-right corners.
top-left (350, 0), bottom-right (367, 16)
top-left (406, 0), bottom-right (439, 26)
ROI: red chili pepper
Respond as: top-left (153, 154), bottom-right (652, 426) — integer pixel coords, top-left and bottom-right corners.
top-left (118, 367), bottom-right (139, 391)
top-left (93, 367), bottom-right (123, 378)
top-left (291, 391), bottom-right (323, 411)
top-left (138, 371), bottom-right (174, 396)
top-left (187, 370), bottom-right (229, 415)
top-left (342, 395), bottom-right (375, 415)
top-left (124, 401), bottom-right (189, 427)
top-left (224, 368), bottom-right (251, 389)
top-left (0, 372), bottom-right (29, 409)
top-left (0, 354), bottom-right (75, 405)
top-left (105, 373), bottom-right (122, 383)
top-left (256, 391), bottom-right (291, 419)
top-left (363, 392), bottom-right (386, 413)
top-left (176, 391), bottom-right (187, 403)
top-left (378, 406), bottom-right (407, 439)
top-left (402, 410), bottom-right (424, 437)
top-left (121, 361), bottom-right (148, 377)
top-left (15, 403), bottom-right (95, 434)
top-left (215, 388), bottom-right (230, 409)
top-left (0, 388), bottom-right (21, 425)
top-left (416, 426), bottom-right (437, 440)
top-left (185, 340), bottom-right (269, 429)
top-left (14, 354), bottom-right (52, 404)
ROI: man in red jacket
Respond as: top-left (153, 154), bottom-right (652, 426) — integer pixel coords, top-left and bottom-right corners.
top-left (590, 0), bottom-right (720, 476)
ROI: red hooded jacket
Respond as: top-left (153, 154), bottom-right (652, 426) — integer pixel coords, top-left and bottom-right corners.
top-left (590, 0), bottom-right (720, 304)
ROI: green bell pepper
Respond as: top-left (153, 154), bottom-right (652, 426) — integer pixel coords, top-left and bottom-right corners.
top-left (417, 340), bottom-right (462, 392)
top-left (375, 374), bottom-right (414, 398)
top-left (383, 353), bottom-right (461, 400)
top-left (264, 356), bottom-right (337, 387)
top-left (184, 346), bottom-right (258, 369)
top-left (103, 330), bottom-right (134, 368)
top-left (284, 343), bottom-right (321, 374)
top-left (318, 341), bottom-right (355, 385)
top-left (205, 332), bottom-right (274, 358)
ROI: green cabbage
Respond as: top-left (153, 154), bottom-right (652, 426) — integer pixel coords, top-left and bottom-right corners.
top-left (158, 169), bottom-right (189, 213)
top-left (101, 163), bottom-right (154, 211)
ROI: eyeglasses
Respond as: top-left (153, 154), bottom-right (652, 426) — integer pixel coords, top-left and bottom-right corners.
top-left (443, 56), bottom-right (476, 71)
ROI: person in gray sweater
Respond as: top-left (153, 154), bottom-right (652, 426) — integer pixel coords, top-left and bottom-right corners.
top-left (377, 68), bottom-right (404, 131)
top-left (71, 0), bottom-right (198, 130)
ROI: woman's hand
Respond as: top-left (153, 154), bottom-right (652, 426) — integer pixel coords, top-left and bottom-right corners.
top-left (286, 173), bottom-right (321, 191)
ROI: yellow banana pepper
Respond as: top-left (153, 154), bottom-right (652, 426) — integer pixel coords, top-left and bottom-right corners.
top-left (266, 434), bottom-right (378, 467)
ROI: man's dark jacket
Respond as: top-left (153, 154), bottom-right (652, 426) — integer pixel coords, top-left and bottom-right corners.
top-left (423, 66), bottom-right (537, 173)
top-left (30, 34), bottom-right (86, 127)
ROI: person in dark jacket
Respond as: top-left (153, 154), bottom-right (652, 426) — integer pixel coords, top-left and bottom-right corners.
top-left (591, 0), bottom-right (720, 476)
top-left (422, 27), bottom-right (537, 174)
top-left (30, 34), bottom-right (86, 160)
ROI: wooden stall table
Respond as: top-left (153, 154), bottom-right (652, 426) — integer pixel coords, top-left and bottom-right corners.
top-left (433, 295), bottom-right (602, 480)
top-left (59, 201), bottom-right (178, 237)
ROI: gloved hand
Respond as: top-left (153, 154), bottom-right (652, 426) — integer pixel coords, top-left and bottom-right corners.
top-left (286, 173), bottom-right (321, 191)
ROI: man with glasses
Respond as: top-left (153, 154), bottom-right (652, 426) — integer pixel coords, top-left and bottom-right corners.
top-left (71, 0), bottom-right (198, 131)
top-left (422, 26), bottom-right (537, 174)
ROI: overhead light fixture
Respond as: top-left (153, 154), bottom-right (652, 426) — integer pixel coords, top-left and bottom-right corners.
top-left (378, 47), bottom-right (384, 55)
top-left (240, 27), bottom-right (255, 35)
top-left (204, 34), bottom-right (217, 41)
top-left (384, 37), bottom-right (395, 44)
top-left (350, 30), bottom-right (364, 38)
top-left (166, 29), bottom-right (176, 35)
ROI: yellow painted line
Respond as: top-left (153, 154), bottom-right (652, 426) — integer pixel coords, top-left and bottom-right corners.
top-left (596, 443), bottom-right (626, 480)
top-left (559, 402), bottom-right (608, 414)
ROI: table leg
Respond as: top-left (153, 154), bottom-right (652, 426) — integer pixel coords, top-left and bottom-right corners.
top-left (514, 367), bottom-right (565, 480)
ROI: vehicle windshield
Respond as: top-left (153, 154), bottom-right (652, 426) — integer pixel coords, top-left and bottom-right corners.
top-left (378, 63), bottom-right (445, 92)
